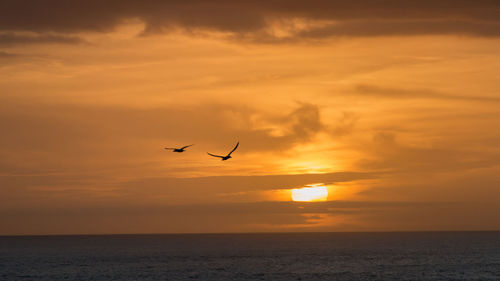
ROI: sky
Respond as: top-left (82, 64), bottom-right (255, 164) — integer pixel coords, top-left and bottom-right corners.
top-left (1, 0), bottom-right (500, 235)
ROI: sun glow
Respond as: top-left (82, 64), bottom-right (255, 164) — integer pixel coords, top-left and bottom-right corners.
top-left (291, 185), bottom-right (328, 202)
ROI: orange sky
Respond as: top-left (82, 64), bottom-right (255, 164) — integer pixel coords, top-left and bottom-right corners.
top-left (1, 1), bottom-right (500, 235)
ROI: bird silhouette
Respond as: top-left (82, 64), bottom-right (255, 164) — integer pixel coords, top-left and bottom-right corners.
top-left (207, 142), bottom-right (239, 161)
top-left (164, 144), bottom-right (194, 153)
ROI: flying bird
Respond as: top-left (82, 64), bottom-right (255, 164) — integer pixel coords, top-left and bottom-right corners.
top-left (164, 144), bottom-right (194, 153)
top-left (207, 142), bottom-right (239, 161)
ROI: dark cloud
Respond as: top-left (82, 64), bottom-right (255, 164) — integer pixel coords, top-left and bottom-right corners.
top-left (359, 167), bottom-right (500, 205)
top-left (0, 201), bottom-right (326, 234)
top-left (294, 19), bottom-right (500, 39)
top-left (3, 199), bottom-right (499, 234)
top-left (0, 200), bottom-right (436, 217)
top-left (352, 84), bottom-right (500, 103)
top-left (0, 0), bottom-right (499, 41)
top-left (2, 147), bottom-right (500, 234)
top-left (359, 132), bottom-right (500, 174)
top-left (0, 32), bottom-right (84, 46)
top-left (119, 171), bottom-right (375, 195)
top-left (0, 171), bottom-right (376, 210)
top-left (286, 103), bottom-right (323, 140)
top-left (0, 50), bottom-right (16, 57)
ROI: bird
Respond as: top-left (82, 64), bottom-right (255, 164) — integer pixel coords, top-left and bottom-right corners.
top-left (164, 144), bottom-right (194, 153)
top-left (207, 142), bottom-right (239, 161)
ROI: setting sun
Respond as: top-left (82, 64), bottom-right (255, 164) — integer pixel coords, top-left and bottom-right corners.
top-left (291, 186), bottom-right (328, 202)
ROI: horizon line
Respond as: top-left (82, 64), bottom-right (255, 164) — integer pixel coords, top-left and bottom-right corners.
top-left (2, 229), bottom-right (500, 237)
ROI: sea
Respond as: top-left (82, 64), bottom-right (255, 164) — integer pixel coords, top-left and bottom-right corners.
top-left (1, 232), bottom-right (499, 280)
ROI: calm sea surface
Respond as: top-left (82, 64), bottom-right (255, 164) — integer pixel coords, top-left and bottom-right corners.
top-left (1, 232), bottom-right (499, 280)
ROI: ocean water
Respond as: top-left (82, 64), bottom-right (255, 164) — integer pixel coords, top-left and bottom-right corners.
top-left (1, 232), bottom-right (500, 280)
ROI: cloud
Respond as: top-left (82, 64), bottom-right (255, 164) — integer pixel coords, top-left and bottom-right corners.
top-left (0, 171), bottom-right (377, 210)
top-left (352, 84), bottom-right (500, 103)
top-left (0, 200), bottom-right (343, 234)
top-left (278, 102), bottom-right (324, 142)
top-left (0, 99), bottom-right (329, 176)
top-left (0, 32), bottom-right (84, 46)
top-left (293, 19), bottom-right (500, 39)
top-left (119, 171), bottom-right (375, 195)
top-left (359, 132), bottom-right (500, 174)
top-left (0, 170), bottom-right (376, 234)
top-left (1, 0), bottom-right (499, 42)
top-left (331, 111), bottom-right (358, 136)
top-left (1, 200), bottom-right (438, 219)
top-left (2, 152), bottom-right (500, 234)
top-left (0, 50), bottom-right (16, 57)
top-left (3, 199), bottom-right (499, 234)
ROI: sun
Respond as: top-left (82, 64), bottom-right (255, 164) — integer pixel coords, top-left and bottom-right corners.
top-left (291, 185), bottom-right (328, 202)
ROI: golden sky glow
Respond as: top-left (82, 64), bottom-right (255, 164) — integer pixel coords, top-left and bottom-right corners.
top-left (1, 1), bottom-right (500, 234)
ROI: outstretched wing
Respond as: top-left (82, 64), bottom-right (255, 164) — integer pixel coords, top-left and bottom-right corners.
top-left (227, 141), bottom-right (239, 156)
top-left (164, 147), bottom-right (175, 150)
top-left (207, 152), bottom-right (224, 158)
top-left (181, 144), bottom-right (194, 150)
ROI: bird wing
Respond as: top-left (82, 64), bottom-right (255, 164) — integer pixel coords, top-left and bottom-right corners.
top-left (227, 141), bottom-right (239, 156)
top-left (181, 144), bottom-right (194, 150)
top-left (207, 152), bottom-right (224, 158)
top-left (164, 147), bottom-right (175, 150)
